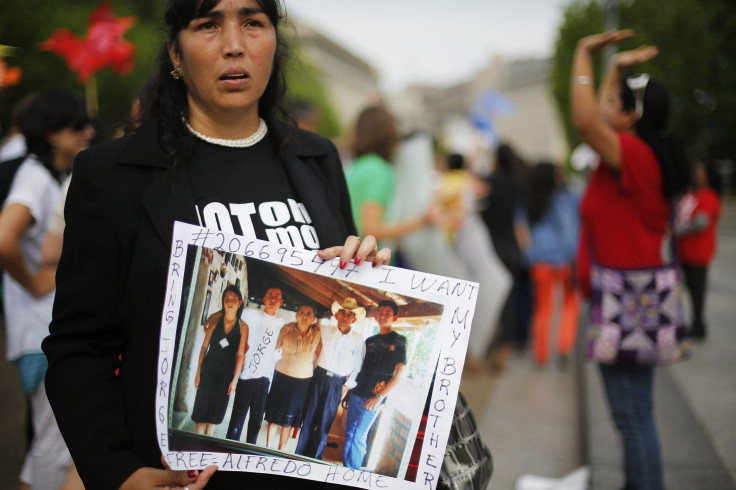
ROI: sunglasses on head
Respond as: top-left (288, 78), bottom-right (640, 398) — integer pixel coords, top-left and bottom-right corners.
top-left (626, 73), bottom-right (650, 120)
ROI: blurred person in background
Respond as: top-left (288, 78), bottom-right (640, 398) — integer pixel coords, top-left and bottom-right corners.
top-left (346, 105), bottom-right (436, 261)
top-left (676, 159), bottom-right (722, 340)
top-left (0, 87), bottom-right (93, 490)
top-left (436, 152), bottom-right (511, 371)
top-left (41, 0), bottom-right (390, 488)
top-left (480, 142), bottom-right (531, 368)
top-left (515, 162), bottom-right (580, 367)
top-left (285, 98), bottom-right (321, 133)
top-left (572, 30), bottom-right (690, 490)
top-left (0, 94), bottom-right (35, 162)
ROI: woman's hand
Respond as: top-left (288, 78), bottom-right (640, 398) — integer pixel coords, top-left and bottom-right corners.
top-left (317, 235), bottom-right (391, 269)
top-left (614, 45), bottom-right (658, 68)
top-left (364, 396), bottom-right (382, 411)
top-left (194, 372), bottom-right (200, 390)
top-left (227, 379), bottom-right (237, 396)
top-left (119, 458), bottom-right (217, 490)
top-left (577, 29), bottom-right (633, 54)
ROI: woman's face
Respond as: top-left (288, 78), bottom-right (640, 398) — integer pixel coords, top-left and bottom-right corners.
top-left (296, 306), bottom-right (315, 327)
top-left (602, 90), bottom-right (635, 132)
top-left (223, 290), bottom-right (243, 314)
top-left (48, 123), bottom-right (95, 169)
top-left (693, 162), bottom-right (708, 189)
top-left (169, 0), bottom-right (276, 123)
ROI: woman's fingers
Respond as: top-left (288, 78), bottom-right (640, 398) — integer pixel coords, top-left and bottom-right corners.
top-left (580, 29), bottom-right (634, 52)
top-left (365, 247), bottom-right (392, 267)
top-left (338, 235), bottom-right (362, 267)
top-left (159, 456), bottom-right (218, 489)
top-left (617, 45), bottom-right (658, 66)
top-left (316, 235), bottom-right (390, 268)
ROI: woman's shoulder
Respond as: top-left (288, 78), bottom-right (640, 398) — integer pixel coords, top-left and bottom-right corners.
top-left (205, 311), bottom-right (223, 328)
top-left (14, 155), bottom-right (55, 184)
top-left (617, 131), bottom-right (658, 166)
top-left (74, 120), bottom-right (168, 175)
top-left (348, 154), bottom-right (393, 180)
top-left (277, 122), bottom-right (337, 158)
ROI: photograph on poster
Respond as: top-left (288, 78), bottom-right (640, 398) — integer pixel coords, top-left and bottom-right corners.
top-left (158, 222), bottom-right (477, 489)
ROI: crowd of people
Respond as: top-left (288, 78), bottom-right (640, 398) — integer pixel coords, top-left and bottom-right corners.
top-left (0, 0), bottom-right (724, 489)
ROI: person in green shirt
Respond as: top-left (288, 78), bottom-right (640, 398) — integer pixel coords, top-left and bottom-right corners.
top-left (346, 106), bottom-right (435, 250)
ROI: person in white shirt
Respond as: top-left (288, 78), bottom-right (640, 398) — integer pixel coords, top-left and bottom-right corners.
top-left (0, 88), bottom-right (94, 490)
top-left (225, 287), bottom-right (294, 444)
top-left (296, 297), bottom-right (366, 459)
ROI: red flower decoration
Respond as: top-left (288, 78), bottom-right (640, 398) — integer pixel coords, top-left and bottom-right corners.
top-left (39, 2), bottom-right (136, 84)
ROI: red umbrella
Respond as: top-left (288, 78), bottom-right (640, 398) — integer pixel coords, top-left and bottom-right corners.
top-left (39, 2), bottom-right (136, 84)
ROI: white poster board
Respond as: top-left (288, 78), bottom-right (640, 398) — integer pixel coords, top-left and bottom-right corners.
top-left (156, 221), bottom-right (478, 489)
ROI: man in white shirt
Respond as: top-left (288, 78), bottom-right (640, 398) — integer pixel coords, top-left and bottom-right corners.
top-left (296, 297), bottom-right (366, 459)
top-left (226, 287), bottom-right (294, 444)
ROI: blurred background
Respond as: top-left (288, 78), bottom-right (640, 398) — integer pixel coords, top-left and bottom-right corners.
top-left (1, 0), bottom-right (734, 183)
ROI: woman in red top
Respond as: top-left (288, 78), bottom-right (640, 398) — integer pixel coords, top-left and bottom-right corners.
top-left (571, 30), bottom-right (689, 490)
top-left (676, 160), bottom-right (722, 339)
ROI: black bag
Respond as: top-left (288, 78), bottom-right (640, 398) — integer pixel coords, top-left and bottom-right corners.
top-left (439, 392), bottom-right (493, 490)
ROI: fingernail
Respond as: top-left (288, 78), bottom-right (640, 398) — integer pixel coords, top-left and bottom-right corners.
top-left (188, 470), bottom-right (198, 478)
top-left (373, 261), bottom-right (379, 268)
top-left (339, 260), bottom-right (347, 269)
top-left (355, 257), bottom-right (363, 265)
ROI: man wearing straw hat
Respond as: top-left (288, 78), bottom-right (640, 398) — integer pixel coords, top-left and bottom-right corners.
top-left (296, 297), bottom-right (366, 459)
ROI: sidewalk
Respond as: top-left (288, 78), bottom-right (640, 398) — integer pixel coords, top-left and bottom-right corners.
top-left (460, 199), bottom-right (736, 490)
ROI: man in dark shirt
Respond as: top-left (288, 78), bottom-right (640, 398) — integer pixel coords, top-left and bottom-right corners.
top-left (342, 300), bottom-right (406, 470)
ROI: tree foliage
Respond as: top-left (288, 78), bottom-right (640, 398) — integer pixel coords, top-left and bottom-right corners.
top-left (0, 0), bottom-right (164, 136)
top-left (284, 43), bottom-right (342, 138)
top-left (551, 0), bottom-right (735, 166)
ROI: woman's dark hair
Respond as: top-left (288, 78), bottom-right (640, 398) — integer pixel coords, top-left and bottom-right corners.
top-left (696, 159), bottom-right (723, 197)
top-left (494, 143), bottom-right (526, 176)
top-left (221, 284), bottom-right (245, 319)
top-left (527, 162), bottom-right (558, 224)
top-left (620, 76), bottom-right (690, 198)
top-left (136, 0), bottom-right (290, 166)
top-left (20, 88), bottom-right (89, 182)
top-left (352, 106), bottom-right (399, 161)
top-left (446, 153), bottom-right (465, 171)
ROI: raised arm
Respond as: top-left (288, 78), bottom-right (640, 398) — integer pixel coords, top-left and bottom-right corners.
top-left (571, 30), bottom-right (658, 171)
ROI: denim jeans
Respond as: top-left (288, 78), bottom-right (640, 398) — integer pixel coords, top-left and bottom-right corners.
top-left (343, 393), bottom-right (383, 469)
top-left (599, 364), bottom-right (663, 490)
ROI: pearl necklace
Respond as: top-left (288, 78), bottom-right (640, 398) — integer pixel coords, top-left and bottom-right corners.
top-left (183, 117), bottom-right (268, 148)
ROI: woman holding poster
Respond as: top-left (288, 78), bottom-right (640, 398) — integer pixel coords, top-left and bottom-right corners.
top-left (42, 0), bottom-right (389, 489)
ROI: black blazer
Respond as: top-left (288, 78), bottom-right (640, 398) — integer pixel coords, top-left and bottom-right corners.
top-left (43, 120), bottom-right (357, 489)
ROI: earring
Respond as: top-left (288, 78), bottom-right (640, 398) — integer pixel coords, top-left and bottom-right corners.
top-left (170, 67), bottom-right (183, 80)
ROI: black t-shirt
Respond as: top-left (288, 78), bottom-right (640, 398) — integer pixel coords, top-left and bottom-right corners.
top-left (186, 135), bottom-right (321, 250)
top-left (353, 330), bottom-right (407, 398)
